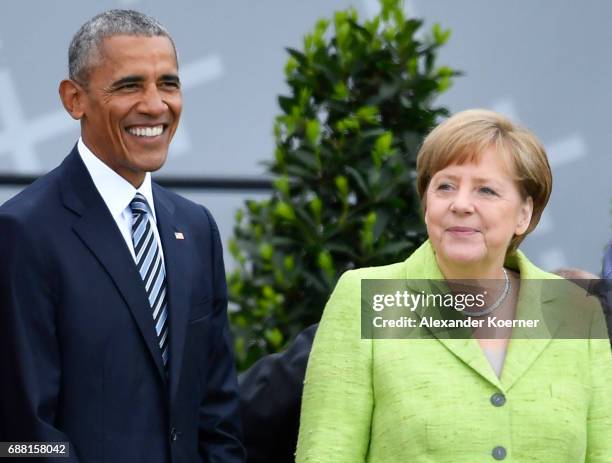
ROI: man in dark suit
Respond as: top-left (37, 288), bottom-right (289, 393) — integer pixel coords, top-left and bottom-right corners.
top-left (239, 324), bottom-right (317, 463)
top-left (0, 10), bottom-right (244, 463)
top-left (603, 241), bottom-right (612, 339)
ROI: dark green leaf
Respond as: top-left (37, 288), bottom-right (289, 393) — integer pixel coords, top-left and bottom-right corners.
top-left (278, 95), bottom-right (295, 114)
top-left (285, 47), bottom-right (307, 65)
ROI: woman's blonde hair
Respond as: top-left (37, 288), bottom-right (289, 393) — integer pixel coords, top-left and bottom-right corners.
top-left (416, 109), bottom-right (552, 251)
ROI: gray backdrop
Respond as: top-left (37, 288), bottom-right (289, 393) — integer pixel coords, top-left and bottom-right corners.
top-left (0, 0), bottom-right (610, 273)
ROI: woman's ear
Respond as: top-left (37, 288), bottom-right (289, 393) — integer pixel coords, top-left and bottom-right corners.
top-left (515, 196), bottom-right (534, 236)
top-left (59, 79), bottom-right (85, 120)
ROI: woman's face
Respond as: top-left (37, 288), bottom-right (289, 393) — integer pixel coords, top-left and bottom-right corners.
top-left (424, 147), bottom-right (533, 274)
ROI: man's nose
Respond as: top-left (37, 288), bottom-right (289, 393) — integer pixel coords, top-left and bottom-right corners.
top-left (137, 85), bottom-right (166, 116)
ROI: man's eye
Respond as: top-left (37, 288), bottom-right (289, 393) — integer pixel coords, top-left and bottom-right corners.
top-left (117, 83), bottom-right (139, 91)
top-left (161, 81), bottom-right (180, 89)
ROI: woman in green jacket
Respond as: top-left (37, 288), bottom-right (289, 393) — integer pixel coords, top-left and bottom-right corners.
top-left (296, 109), bottom-right (612, 462)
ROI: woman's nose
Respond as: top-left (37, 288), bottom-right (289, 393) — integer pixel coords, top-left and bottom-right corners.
top-left (450, 188), bottom-right (475, 214)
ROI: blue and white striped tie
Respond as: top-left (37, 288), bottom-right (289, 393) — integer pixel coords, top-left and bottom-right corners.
top-left (130, 193), bottom-right (169, 368)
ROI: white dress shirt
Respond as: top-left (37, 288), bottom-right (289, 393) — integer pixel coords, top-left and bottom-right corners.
top-left (77, 138), bottom-right (165, 262)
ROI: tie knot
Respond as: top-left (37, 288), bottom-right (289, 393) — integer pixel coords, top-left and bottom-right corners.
top-left (130, 193), bottom-right (149, 216)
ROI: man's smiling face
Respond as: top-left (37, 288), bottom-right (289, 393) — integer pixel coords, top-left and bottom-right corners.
top-left (78, 34), bottom-right (182, 187)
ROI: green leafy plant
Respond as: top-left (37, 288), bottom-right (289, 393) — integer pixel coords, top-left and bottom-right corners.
top-left (228, 0), bottom-right (460, 370)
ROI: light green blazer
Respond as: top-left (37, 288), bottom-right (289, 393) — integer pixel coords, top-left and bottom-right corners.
top-left (296, 241), bottom-right (612, 462)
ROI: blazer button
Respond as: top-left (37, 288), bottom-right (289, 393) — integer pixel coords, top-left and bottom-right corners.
top-left (170, 427), bottom-right (178, 441)
top-left (492, 446), bottom-right (507, 460)
top-left (490, 392), bottom-right (506, 407)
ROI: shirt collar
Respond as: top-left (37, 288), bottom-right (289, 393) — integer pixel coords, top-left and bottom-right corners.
top-left (77, 137), bottom-right (157, 222)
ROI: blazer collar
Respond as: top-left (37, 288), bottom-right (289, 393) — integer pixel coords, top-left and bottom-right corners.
top-left (76, 138), bottom-right (157, 223)
top-left (59, 147), bottom-right (170, 388)
top-left (404, 240), bottom-right (560, 391)
top-left (151, 183), bottom-right (191, 405)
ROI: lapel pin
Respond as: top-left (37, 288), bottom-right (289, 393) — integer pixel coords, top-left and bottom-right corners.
top-left (174, 232), bottom-right (185, 240)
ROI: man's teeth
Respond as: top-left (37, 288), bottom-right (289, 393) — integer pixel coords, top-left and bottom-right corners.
top-left (128, 126), bottom-right (164, 137)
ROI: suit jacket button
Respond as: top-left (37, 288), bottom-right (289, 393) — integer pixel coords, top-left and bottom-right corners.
top-left (492, 446), bottom-right (507, 460)
top-left (170, 427), bottom-right (178, 441)
top-left (490, 392), bottom-right (506, 407)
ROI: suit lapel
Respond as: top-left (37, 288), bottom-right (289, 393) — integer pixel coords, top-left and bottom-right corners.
top-left (60, 149), bottom-right (168, 387)
top-left (416, 313), bottom-right (503, 389)
top-left (399, 242), bottom-right (578, 391)
top-left (500, 276), bottom-right (561, 391)
top-left (410, 296), bottom-right (503, 389)
top-left (406, 243), bottom-right (572, 391)
top-left (405, 242), bottom-right (502, 389)
top-left (152, 185), bottom-right (191, 403)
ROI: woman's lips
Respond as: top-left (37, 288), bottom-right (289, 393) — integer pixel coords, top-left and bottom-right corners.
top-left (447, 226), bottom-right (479, 236)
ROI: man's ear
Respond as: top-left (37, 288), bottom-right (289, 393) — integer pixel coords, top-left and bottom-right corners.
top-left (59, 79), bottom-right (86, 120)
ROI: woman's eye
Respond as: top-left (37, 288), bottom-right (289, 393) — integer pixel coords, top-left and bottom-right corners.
top-left (479, 186), bottom-right (497, 196)
top-left (437, 183), bottom-right (453, 191)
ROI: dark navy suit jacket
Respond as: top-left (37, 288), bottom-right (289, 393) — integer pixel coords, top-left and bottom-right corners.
top-left (603, 241), bottom-right (612, 342)
top-left (239, 324), bottom-right (317, 463)
top-left (0, 147), bottom-right (245, 462)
